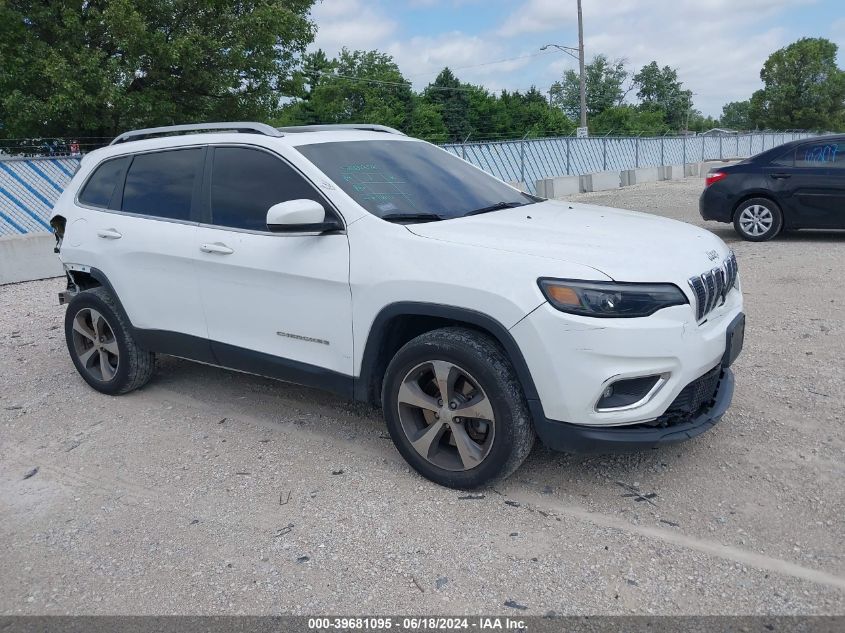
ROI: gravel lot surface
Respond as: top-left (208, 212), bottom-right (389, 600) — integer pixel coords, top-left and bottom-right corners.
top-left (1, 177), bottom-right (843, 615)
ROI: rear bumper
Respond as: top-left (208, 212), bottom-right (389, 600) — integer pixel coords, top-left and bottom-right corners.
top-left (529, 368), bottom-right (734, 453)
top-left (699, 187), bottom-right (735, 223)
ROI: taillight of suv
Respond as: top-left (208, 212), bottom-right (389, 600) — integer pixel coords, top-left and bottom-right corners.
top-left (705, 172), bottom-right (728, 187)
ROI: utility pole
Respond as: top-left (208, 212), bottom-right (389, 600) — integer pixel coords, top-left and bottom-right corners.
top-left (577, 0), bottom-right (586, 130)
top-left (540, 0), bottom-right (587, 135)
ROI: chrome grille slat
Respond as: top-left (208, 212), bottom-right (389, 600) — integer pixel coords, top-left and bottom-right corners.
top-left (688, 253), bottom-right (738, 322)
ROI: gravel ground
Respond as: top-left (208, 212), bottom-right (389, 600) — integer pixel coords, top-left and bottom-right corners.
top-left (1, 177), bottom-right (843, 615)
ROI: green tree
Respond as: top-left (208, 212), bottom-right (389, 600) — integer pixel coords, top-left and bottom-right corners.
top-left (407, 98), bottom-right (448, 142)
top-left (550, 55), bottom-right (628, 119)
top-left (686, 111), bottom-right (719, 133)
top-left (289, 49), bottom-right (415, 130)
top-left (747, 38), bottom-right (845, 130)
top-left (718, 101), bottom-right (751, 130)
top-left (0, 0), bottom-right (316, 138)
top-left (590, 105), bottom-right (668, 135)
top-left (633, 61), bottom-right (693, 130)
top-left (422, 68), bottom-right (472, 141)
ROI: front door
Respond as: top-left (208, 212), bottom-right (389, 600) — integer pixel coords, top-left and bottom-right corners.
top-left (193, 145), bottom-right (353, 394)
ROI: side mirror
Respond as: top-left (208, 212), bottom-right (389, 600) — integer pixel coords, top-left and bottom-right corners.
top-left (266, 199), bottom-right (342, 234)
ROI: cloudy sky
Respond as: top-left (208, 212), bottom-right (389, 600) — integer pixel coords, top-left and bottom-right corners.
top-left (310, 0), bottom-right (845, 117)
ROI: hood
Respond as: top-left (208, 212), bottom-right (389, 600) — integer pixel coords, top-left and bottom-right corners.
top-left (406, 200), bottom-right (730, 283)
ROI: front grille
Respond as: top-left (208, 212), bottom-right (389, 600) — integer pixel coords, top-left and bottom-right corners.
top-left (649, 365), bottom-right (723, 427)
top-left (688, 252), bottom-right (738, 321)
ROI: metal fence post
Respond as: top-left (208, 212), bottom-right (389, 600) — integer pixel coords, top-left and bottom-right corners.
top-left (602, 137), bottom-right (607, 171)
top-left (736, 135), bottom-right (739, 157)
top-left (682, 135), bottom-right (686, 167)
top-left (719, 135), bottom-right (723, 160)
top-left (635, 136), bottom-right (639, 168)
top-left (750, 133), bottom-right (752, 156)
top-left (520, 134), bottom-right (526, 185)
top-left (566, 136), bottom-right (571, 175)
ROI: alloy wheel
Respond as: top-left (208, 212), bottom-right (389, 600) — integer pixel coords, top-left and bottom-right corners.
top-left (70, 308), bottom-right (120, 382)
top-left (738, 204), bottom-right (774, 237)
top-left (396, 360), bottom-right (495, 471)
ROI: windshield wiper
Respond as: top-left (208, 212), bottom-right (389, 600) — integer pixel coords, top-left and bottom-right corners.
top-left (463, 201), bottom-right (529, 217)
top-left (380, 212), bottom-right (445, 224)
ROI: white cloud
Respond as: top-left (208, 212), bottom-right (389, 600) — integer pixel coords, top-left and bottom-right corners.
top-left (310, 0), bottom-right (397, 54)
top-left (495, 0), bottom-right (819, 115)
top-left (386, 33), bottom-right (539, 91)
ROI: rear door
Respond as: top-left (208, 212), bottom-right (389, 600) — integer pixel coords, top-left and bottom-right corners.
top-left (193, 145), bottom-right (353, 391)
top-left (76, 147), bottom-right (209, 342)
top-left (773, 141), bottom-right (845, 229)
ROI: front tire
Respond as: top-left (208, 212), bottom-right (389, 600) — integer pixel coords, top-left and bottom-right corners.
top-left (382, 327), bottom-right (535, 489)
top-left (64, 287), bottom-right (155, 395)
top-left (733, 197), bottom-right (783, 241)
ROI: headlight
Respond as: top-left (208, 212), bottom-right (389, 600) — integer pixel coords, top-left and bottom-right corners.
top-left (538, 278), bottom-right (688, 318)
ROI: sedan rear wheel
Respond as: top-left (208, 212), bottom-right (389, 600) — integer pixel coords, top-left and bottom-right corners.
top-left (733, 198), bottom-right (782, 242)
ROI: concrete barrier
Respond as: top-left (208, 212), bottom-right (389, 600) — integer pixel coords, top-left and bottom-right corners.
top-left (580, 171), bottom-right (621, 192)
top-left (507, 180), bottom-right (528, 192)
top-left (621, 167), bottom-right (660, 187)
top-left (536, 175), bottom-right (580, 199)
top-left (660, 164), bottom-right (685, 181)
top-left (0, 234), bottom-right (63, 285)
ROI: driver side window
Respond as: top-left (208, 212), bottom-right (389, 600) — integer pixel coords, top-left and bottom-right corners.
top-left (209, 147), bottom-right (329, 231)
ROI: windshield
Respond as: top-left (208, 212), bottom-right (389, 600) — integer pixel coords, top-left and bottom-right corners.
top-left (296, 139), bottom-right (535, 220)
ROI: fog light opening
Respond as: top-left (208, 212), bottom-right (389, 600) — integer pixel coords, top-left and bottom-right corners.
top-left (596, 374), bottom-right (666, 411)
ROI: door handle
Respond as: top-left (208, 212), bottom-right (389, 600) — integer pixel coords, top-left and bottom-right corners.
top-left (96, 228), bottom-right (122, 239)
top-left (200, 242), bottom-right (234, 255)
top-left (769, 173), bottom-right (792, 180)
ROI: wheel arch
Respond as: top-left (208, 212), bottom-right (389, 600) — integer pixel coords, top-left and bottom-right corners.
top-left (731, 192), bottom-right (782, 221)
top-left (355, 302), bottom-right (540, 407)
top-left (67, 267), bottom-right (135, 329)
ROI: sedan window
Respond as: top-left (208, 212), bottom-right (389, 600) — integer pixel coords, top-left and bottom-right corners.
top-left (796, 142), bottom-right (845, 168)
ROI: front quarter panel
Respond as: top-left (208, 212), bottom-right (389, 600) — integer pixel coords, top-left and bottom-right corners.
top-left (348, 215), bottom-right (613, 376)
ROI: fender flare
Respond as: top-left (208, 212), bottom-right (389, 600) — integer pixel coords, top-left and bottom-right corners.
top-left (355, 302), bottom-right (540, 405)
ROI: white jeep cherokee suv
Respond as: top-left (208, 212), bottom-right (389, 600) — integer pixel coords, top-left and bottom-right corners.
top-left (51, 122), bottom-right (745, 489)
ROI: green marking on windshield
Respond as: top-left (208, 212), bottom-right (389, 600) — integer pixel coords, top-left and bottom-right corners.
top-left (337, 162), bottom-right (418, 210)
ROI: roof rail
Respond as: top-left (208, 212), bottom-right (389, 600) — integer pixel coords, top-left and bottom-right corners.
top-left (276, 124), bottom-right (406, 136)
top-left (110, 122), bottom-right (283, 145)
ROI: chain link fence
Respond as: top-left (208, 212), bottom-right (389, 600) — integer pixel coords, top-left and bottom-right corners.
top-left (441, 132), bottom-right (816, 194)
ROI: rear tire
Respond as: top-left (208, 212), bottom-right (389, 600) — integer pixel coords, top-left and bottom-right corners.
top-left (733, 197), bottom-right (782, 241)
top-left (382, 327), bottom-right (535, 489)
top-left (64, 287), bottom-right (155, 395)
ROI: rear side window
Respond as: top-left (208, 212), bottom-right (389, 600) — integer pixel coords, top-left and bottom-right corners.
top-left (78, 156), bottom-right (130, 208)
top-left (770, 149), bottom-right (794, 168)
top-left (122, 148), bottom-right (203, 221)
top-left (796, 142), bottom-right (845, 168)
top-left (210, 147), bottom-right (326, 231)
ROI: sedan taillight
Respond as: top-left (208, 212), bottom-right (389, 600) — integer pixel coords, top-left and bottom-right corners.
top-left (705, 172), bottom-right (728, 187)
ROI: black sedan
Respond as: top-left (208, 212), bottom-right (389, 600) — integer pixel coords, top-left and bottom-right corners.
top-left (699, 135), bottom-right (845, 241)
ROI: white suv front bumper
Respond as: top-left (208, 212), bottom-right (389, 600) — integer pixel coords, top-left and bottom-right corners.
top-left (510, 287), bottom-right (743, 430)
